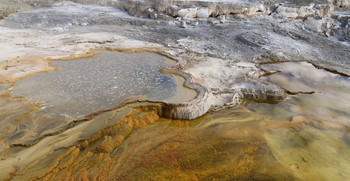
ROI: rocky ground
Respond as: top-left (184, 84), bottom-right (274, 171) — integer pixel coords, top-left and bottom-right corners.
top-left (1, 0), bottom-right (349, 112)
top-left (0, 0), bottom-right (349, 180)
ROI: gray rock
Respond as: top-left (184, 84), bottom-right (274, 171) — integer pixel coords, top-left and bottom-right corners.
top-left (181, 20), bottom-right (188, 28)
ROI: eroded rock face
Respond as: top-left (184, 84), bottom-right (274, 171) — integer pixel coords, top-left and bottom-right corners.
top-left (114, 0), bottom-right (338, 20)
top-left (104, 0), bottom-right (349, 45)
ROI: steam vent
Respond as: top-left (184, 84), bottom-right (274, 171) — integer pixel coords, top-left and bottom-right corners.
top-left (0, 0), bottom-right (350, 180)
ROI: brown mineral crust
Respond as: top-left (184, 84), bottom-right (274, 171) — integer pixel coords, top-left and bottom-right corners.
top-left (22, 109), bottom-right (296, 181)
top-left (21, 105), bottom-right (162, 181)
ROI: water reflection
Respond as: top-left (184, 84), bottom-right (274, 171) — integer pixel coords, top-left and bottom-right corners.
top-left (250, 61), bottom-right (350, 180)
top-left (255, 62), bottom-right (350, 126)
top-left (261, 62), bottom-right (350, 93)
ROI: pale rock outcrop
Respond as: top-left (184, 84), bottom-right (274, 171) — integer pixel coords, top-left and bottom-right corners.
top-left (115, 0), bottom-right (270, 19)
top-left (274, 5), bottom-right (316, 19)
top-left (197, 8), bottom-right (210, 18)
top-left (246, 3), bottom-right (271, 16)
top-left (217, 15), bottom-right (226, 23)
top-left (272, 3), bottom-right (335, 19)
top-left (180, 20), bottom-right (188, 28)
top-left (305, 17), bottom-right (324, 32)
top-left (328, 0), bottom-right (350, 8)
top-left (177, 8), bottom-right (198, 18)
top-left (315, 3), bottom-right (334, 17)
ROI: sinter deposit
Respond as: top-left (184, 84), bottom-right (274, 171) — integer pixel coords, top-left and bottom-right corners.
top-left (0, 0), bottom-right (349, 180)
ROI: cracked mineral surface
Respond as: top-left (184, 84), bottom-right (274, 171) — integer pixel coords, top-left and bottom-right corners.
top-left (0, 0), bottom-right (349, 180)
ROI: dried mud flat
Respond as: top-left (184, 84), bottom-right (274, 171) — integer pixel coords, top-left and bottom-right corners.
top-left (0, 0), bottom-right (350, 180)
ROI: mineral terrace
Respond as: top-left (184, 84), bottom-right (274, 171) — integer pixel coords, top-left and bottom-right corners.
top-left (0, 0), bottom-right (349, 180)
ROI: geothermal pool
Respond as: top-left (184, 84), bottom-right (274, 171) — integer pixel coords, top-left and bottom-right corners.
top-left (0, 60), bottom-right (349, 180)
top-left (0, 50), bottom-right (197, 159)
top-left (13, 50), bottom-right (197, 118)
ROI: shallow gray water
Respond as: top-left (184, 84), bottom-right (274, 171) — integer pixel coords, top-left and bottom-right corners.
top-left (13, 50), bottom-right (177, 117)
top-left (250, 62), bottom-right (350, 126)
